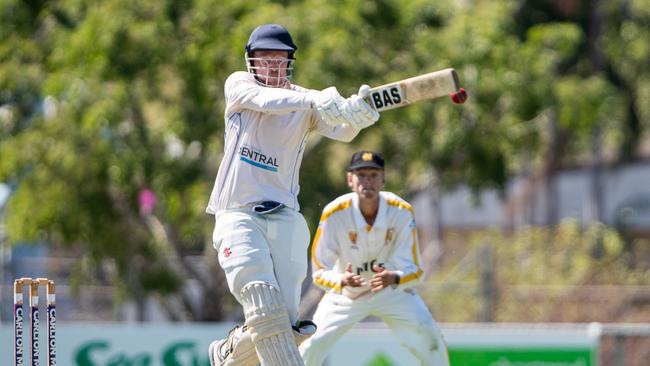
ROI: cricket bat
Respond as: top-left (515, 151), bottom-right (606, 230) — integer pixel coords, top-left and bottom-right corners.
top-left (365, 68), bottom-right (460, 112)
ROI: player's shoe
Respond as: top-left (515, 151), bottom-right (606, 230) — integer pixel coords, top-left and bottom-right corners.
top-left (293, 320), bottom-right (317, 344)
top-left (208, 338), bottom-right (227, 366)
top-left (209, 324), bottom-right (257, 366)
top-left (208, 320), bottom-right (317, 366)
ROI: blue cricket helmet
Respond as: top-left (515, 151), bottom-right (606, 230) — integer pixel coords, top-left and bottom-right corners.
top-left (245, 24), bottom-right (297, 55)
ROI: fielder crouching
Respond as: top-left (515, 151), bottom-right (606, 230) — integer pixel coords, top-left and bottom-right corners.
top-left (299, 151), bottom-right (450, 366)
top-left (206, 24), bottom-right (379, 366)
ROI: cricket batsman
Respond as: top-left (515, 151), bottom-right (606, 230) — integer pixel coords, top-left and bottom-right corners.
top-left (206, 24), bottom-right (380, 366)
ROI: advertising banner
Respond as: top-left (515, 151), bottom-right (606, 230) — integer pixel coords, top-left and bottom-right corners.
top-left (328, 323), bottom-right (599, 366)
top-left (0, 322), bottom-right (600, 365)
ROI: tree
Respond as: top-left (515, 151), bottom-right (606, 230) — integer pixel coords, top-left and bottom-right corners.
top-left (1, 0), bottom-right (647, 321)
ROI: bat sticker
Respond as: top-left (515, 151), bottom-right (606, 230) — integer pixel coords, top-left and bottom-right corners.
top-left (369, 85), bottom-right (404, 110)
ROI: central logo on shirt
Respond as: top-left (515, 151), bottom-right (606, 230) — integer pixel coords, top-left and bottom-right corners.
top-left (239, 146), bottom-right (279, 172)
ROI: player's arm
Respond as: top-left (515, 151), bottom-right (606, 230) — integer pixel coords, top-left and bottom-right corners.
top-left (225, 72), bottom-right (342, 115)
top-left (310, 212), bottom-right (347, 293)
top-left (378, 210), bottom-right (424, 289)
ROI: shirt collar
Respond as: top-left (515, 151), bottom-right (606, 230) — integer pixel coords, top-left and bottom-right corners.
top-left (352, 192), bottom-right (386, 232)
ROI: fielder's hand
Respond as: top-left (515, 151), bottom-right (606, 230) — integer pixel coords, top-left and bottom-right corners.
top-left (450, 88), bottom-right (468, 104)
top-left (370, 264), bottom-right (398, 292)
top-left (314, 87), bottom-right (347, 127)
top-left (342, 263), bottom-right (366, 288)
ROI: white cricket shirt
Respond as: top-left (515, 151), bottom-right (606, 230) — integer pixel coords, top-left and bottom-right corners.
top-left (311, 191), bottom-right (424, 299)
top-left (206, 72), bottom-right (360, 213)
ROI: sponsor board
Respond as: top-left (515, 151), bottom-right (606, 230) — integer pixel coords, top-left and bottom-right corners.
top-left (0, 323), bottom-right (599, 366)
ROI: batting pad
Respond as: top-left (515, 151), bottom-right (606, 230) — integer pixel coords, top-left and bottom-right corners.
top-left (241, 282), bottom-right (305, 365)
top-left (212, 320), bottom-right (317, 366)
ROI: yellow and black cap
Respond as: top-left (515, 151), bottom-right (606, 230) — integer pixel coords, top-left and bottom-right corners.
top-left (348, 151), bottom-right (385, 171)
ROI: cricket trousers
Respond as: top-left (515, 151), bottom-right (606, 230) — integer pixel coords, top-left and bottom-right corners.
top-left (300, 287), bottom-right (450, 366)
top-left (212, 205), bottom-right (310, 324)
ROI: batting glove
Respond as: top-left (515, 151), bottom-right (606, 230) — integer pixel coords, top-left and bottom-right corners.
top-left (358, 84), bottom-right (372, 98)
top-left (450, 88), bottom-right (468, 104)
top-left (340, 85), bottom-right (380, 130)
top-left (314, 87), bottom-right (347, 127)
